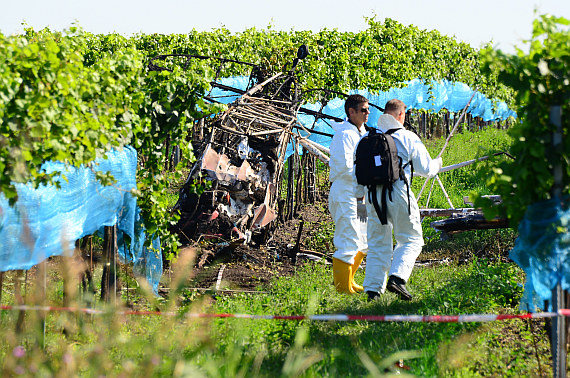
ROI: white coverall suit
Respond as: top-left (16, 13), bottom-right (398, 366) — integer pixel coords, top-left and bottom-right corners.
top-left (356, 114), bottom-right (441, 294)
top-left (329, 120), bottom-right (368, 265)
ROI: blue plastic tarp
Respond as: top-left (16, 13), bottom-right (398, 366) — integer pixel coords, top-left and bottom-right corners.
top-left (209, 76), bottom-right (517, 161)
top-left (510, 197), bottom-right (570, 312)
top-left (0, 146), bottom-right (162, 294)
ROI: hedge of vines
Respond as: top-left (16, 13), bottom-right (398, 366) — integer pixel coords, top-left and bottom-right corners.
top-left (83, 17), bottom-right (512, 101)
top-left (476, 14), bottom-right (570, 226)
top-left (0, 27), bottom-right (221, 254)
top-left (0, 17), bottom-right (514, 254)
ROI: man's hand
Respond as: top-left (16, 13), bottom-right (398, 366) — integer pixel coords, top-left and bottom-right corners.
top-left (357, 202), bottom-right (367, 222)
top-left (427, 157), bottom-right (443, 178)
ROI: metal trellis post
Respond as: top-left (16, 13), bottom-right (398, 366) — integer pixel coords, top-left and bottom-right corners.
top-left (550, 105), bottom-right (566, 378)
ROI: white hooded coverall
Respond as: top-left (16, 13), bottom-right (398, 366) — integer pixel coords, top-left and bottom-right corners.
top-left (329, 120), bottom-right (368, 265)
top-left (356, 114), bottom-right (441, 294)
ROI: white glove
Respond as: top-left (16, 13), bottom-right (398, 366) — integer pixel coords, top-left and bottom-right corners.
top-left (427, 157), bottom-right (443, 178)
top-left (357, 202), bottom-right (367, 222)
top-left (435, 157), bottom-right (443, 172)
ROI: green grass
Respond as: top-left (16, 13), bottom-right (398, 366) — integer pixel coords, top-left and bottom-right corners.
top-left (2, 127), bottom-right (551, 377)
top-left (0, 248), bottom-right (551, 377)
top-left (418, 126), bottom-right (514, 209)
top-left (208, 256), bottom-right (542, 377)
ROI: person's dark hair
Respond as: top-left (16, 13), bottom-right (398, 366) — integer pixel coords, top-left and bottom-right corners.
top-left (344, 94), bottom-right (369, 117)
top-left (384, 99), bottom-right (406, 116)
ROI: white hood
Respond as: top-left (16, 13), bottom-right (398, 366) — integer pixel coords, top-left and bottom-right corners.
top-left (377, 114), bottom-right (404, 132)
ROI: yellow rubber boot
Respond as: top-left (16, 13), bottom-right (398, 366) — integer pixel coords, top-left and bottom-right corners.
top-left (333, 258), bottom-right (356, 294)
top-left (350, 251), bottom-right (366, 292)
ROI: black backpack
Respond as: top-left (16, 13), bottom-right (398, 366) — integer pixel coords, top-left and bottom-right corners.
top-left (355, 128), bottom-right (412, 224)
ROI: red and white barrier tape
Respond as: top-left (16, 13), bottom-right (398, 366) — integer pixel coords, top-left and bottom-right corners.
top-left (2, 305), bottom-right (569, 322)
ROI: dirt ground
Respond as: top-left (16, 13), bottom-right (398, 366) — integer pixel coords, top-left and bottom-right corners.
top-left (5, 198), bottom-right (514, 303)
top-left (175, 201), bottom-right (332, 293)
top-left (172, 199), bottom-right (514, 294)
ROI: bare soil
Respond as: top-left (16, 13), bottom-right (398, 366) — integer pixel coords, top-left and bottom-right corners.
top-left (175, 196), bottom-right (517, 294)
top-left (177, 201), bottom-right (332, 292)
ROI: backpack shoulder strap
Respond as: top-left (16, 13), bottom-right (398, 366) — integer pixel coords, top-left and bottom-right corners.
top-left (368, 185), bottom-right (388, 225)
top-left (385, 128), bottom-right (398, 135)
top-left (385, 128), bottom-right (414, 216)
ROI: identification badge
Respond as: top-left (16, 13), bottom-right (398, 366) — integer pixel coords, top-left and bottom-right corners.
top-left (374, 155), bottom-right (382, 166)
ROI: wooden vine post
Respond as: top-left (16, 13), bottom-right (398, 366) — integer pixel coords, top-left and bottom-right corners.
top-left (550, 105), bottom-right (566, 377)
top-left (36, 260), bottom-right (47, 349)
top-left (286, 150), bottom-right (298, 221)
top-left (294, 151), bottom-right (304, 214)
top-left (101, 225), bottom-right (118, 304)
top-left (14, 270), bottom-right (25, 333)
top-left (307, 153), bottom-right (317, 203)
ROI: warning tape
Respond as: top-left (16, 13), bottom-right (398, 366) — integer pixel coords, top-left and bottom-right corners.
top-left (2, 305), bottom-right (570, 322)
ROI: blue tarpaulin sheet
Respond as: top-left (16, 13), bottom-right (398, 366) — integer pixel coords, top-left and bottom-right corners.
top-left (210, 77), bottom-right (517, 160)
top-left (0, 146), bottom-right (162, 294)
top-left (510, 197), bottom-right (570, 312)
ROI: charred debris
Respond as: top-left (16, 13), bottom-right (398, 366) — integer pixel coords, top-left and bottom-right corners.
top-left (149, 45), bottom-right (339, 250)
top-left (148, 45), bottom-right (509, 255)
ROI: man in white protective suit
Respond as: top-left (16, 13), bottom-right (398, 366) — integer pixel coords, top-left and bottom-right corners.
top-left (356, 99), bottom-right (442, 301)
top-left (329, 94), bottom-right (370, 294)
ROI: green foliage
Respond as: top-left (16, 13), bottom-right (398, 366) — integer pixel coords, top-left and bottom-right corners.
top-left (208, 258), bottom-right (529, 376)
top-left (134, 54), bottom-right (221, 256)
top-left (437, 319), bottom-right (549, 377)
top-left (416, 258), bottom-right (523, 314)
top-left (423, 227), bottom-right (517, 262)
top-left (477, 14), bottom-right (570, 226)
top-left (0, 219), bottom-right (538, 377)
top-left (0, 27), bottom-right (221, 256)
top-left (0, 27), bottom-right (144, 202)
top-left (301, 203), bottom-right (335, 253)
top-left (95, 17), bottom-right (513, 103)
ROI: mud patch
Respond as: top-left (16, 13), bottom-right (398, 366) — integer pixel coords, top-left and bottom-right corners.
top-left (181, 201), bottom-right (333, 292)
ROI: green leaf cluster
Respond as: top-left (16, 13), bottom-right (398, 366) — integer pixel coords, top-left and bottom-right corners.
top-left (477, 14), bottom-right (570, 226)
top-left (0, 27), bottom-right (219, 255)
top-left (97, 17), bottom-right (513, 102)
top-left (0, 28), bottom-right (144, 200)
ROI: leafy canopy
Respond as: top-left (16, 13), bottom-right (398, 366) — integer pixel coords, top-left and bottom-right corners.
top-left (477, 14), bottom-right (570, 225)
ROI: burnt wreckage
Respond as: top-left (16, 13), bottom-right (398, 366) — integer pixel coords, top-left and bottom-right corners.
top-left (150, 46), bottom-right (338, 245)
top-left (150, 45), bottom-right (509, 247)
